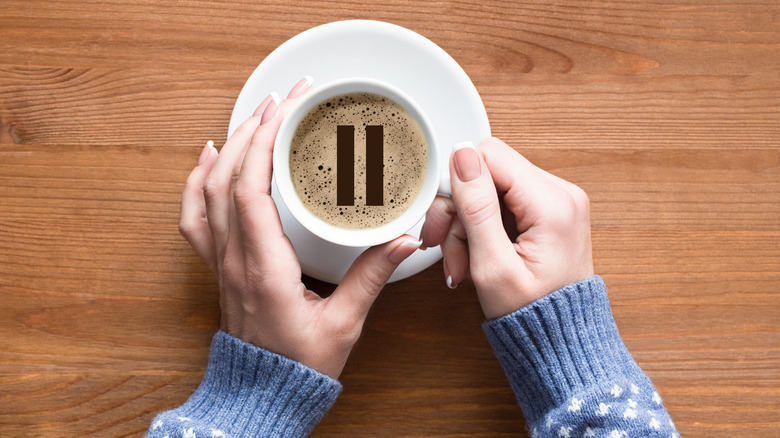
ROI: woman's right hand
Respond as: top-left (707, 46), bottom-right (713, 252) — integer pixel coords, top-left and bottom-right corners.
top-left (420, 137), bottom-right (595, 319)
top-left (178, 77), bottom-right (420, 379)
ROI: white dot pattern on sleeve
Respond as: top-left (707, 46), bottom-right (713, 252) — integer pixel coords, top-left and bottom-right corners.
top-left (530, 380), bottom-right (679, 438)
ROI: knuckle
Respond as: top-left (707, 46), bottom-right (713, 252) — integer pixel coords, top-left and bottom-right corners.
top-left (479, 136), bottom-right (503, 149)
top-left (349, 252), bottom-right (392, 298)
top-left (459, 192), bottom-right (500, 227)
top-left (178, 216), bottom-right (194, 238)
top-left (478, 136), bottom-right (510, 156)
top-left (202, 177), bottom-right (226, 204)
top-left (329, 312), bottom-right (362, 345)
top-left (430, 196), bottom-right (454, 217)
top-left (570, 184), bottom-right (590, 212)
top-left (446, 223), bottom-right (467, 243)
top-left (356, 265), bottom-right (390, 296)
top-left (550, 193), bottom-right (579, 228)
top-left (232, 178), bottom-right (255, 208)
top-left (235, 118), bottom-right (260, 137)
top-left (471, 260), bottom-right (515, 290)
top-left (185, 169), bottom-right (202, 188)
top-left (551, 187), bottom-right (590, 228)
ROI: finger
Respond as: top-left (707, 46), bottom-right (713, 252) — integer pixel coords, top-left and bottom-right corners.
top-left (234, 77), bottom-right (314, 265)
top-left (419, 196), bottom-right (456, 248)
top-left (328, 235), bottom-right (421, 325)
top-left (278, 87), bottom-right (311, 117)
top-left (233, 98), bottom-right (287, 263)
top-left (180, 141), bottom-right (218, 271)
top-left (203, 94), bottom-right (277, 254)
top-left (477, 137), bottom-right (572, 233)
top-left (287, 75), bottom-right (313, 99)
top-left (449, 144), bottom-right (517, 264)
top-left (245, 75), bottom-right (313, 189)
top-left (251, 92), bottom-right (279, 118)
top-left (440, 216), bottom-right (469, 289)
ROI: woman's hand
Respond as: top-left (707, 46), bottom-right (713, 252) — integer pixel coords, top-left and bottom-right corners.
top-left (420, 137), bottom-right (594, 319)
top-left (178, 77), bottom-right (421, 378)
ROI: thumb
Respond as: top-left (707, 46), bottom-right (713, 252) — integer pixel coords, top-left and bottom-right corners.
top-left (328, 235), bottom-right (421, 324)
top-left (450, 145), bottom-right (517, 266)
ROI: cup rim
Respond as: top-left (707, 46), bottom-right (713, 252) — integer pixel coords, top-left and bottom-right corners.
top-left (273, 77), bottom-right (440, 247)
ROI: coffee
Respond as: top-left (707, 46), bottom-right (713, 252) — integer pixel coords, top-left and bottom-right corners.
top-left (289, 92), bottom-right (427, 229)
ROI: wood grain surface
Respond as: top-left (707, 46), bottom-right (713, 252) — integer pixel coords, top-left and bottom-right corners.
top-left (1, 1), bottom-right (778, 436)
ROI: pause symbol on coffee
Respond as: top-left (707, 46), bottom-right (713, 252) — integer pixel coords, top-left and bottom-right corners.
top-left (337, 125), bottom-right (384, 206)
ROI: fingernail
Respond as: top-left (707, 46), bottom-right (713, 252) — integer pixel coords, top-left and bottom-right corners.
top-left (401, 239), bottom-right (423, 248)
top-left (453, 147), bottom-right (481, 182)
top-left (260, 92), bottom-right (280, 125)
top-left (287, 75), bottom-right (313, 98)
top-left (389, 238), bottom-right (422, 264)
top-left (446, 275), bottom-right (457, 289)
top-left (443, 258), bottom-right (457, 289)
top-left (198, 140), bottom-right (214, 165)
top-left (416, 231), bottom-right (428, 251)
top-left (252, 94), bottom-right (273, 117)
top-left (453, 141), bottom-right (474, 151)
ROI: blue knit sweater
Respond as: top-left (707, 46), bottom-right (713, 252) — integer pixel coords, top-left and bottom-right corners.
top-left (147, 277), bottom-right (679, 437)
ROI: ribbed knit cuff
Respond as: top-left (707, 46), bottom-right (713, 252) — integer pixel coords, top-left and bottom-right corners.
top-left (482, 276), bottom-right (649, 426)
top-left (154, 331), bottom-right (342, 437)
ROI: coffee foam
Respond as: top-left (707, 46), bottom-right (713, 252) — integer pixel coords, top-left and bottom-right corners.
top-left (290, 92), bottom-right (427, 229)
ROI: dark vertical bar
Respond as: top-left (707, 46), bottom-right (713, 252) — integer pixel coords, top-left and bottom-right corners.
top-left (365, 125), bottom-right (383, 206)
top-left (337, 125), bottom-right (354, 205)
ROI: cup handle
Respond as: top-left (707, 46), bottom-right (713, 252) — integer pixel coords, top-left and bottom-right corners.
top-left (437, 141), bottom-right (475, 197)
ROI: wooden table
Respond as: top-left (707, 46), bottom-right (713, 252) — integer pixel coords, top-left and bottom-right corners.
top-left (1, 1), bottom-right (778, 436)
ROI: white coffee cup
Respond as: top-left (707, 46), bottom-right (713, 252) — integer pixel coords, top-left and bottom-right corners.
top-left (273, 77), bottom-right (472, 247)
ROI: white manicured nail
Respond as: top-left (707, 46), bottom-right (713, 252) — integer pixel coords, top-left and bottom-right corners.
top-left (452, 141), bottom-right (474, 152)
top-left (401, 239), bottom-right (422, 249)
top-left (389, 238), bottom-right (421, 264)
top-left (304, 75), bottom-right (314, 86)
top-left (446, 275), bottom-right (456, 289)
top-left (206, 140), bottom-right (214, 150)
top-left (270, 91), bottom-right (281, 105)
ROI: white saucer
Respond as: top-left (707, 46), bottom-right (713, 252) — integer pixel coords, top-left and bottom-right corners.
top-left (228, 20), bottom-right (490, 284)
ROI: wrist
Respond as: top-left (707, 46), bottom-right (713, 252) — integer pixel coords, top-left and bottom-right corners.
top-left (477, 268), bottom-right (595, 320)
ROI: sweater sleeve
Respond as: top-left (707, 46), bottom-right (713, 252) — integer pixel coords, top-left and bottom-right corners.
top-left (146, 330), bottom-right (342, 438)
top-left (483, 276), bottom-right (680, 438)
